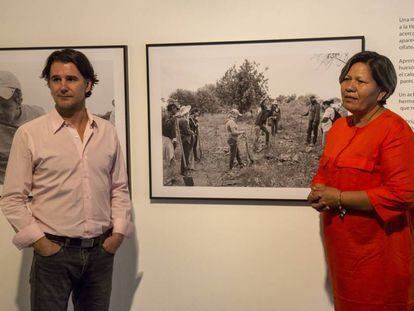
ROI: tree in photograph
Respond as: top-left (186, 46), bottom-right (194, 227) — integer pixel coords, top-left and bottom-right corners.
top-left (286, 94), bottom-right (297, 103)
top-left (169, 89), bottom-right (196, 107)
top-left (195, 84), bottom-right (221, 113)
top-left (216, 59), bottom-right (269, 113)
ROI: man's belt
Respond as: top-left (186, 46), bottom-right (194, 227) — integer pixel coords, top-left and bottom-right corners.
top-left (44, 229), bottom-right (112, 248)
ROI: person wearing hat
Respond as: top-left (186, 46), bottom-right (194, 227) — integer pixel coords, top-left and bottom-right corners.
top-left (189, 107), bottom-right (201, 163)
top-left (253, 99), bottom-right (271, 152)
top-left (0, 71), bottom-right (45, 184)
top-left (225, 108), bottom-right (245, 170)
top-left (177, 105), bottom-right (194, 176)
top-left (268, 102), bottom-right (281, 136)
top-left (320, 99), bottom-right (336, 147)
top-left (162, 100), bottom-right (179, 185)
top-left (303, 95), bottom-right (321, 146)
top-left (162, 100), bottom-right (179, 149)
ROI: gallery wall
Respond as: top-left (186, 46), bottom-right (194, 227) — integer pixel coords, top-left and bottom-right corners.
top-left (0, 0), bottom-right (413, 310)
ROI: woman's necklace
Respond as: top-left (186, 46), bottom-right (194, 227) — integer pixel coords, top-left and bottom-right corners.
top-left (353, 105), bottom-right (383, 126)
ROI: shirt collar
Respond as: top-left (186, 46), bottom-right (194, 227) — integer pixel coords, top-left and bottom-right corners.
top-left (50, 108), bottom-right (98, 134)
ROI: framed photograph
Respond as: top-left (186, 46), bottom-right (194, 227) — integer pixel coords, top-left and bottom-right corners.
top-left (0, 45), bottom-right (129, 194)
top-left (147, 37), bottom-right (364, 200)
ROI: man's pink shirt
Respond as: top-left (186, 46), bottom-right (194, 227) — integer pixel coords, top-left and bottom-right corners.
top-left (0, 109), bottom-right (133, 249)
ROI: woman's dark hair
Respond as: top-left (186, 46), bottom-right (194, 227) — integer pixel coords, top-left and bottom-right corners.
top-left (339, 51), bottom-right (397, 105)
top-left (41, 48), bottom-right (99, 98)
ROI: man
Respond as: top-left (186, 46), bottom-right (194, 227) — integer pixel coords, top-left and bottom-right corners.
top-left (0, 49), bottom-right (133, 311)
top-left (304, 95), bottom-right (321, 146)
top-left (162, 100), bottom-right (179, 185)
top-left (189, 107), bottom-right (200, 162)
top-left (253, 100), bottom-right (270, 152)
top-left (320, 99), bottom-right (335, 147)
top-left (0, 71), bottom-right (45, 183)
top-left (162, 99), bottom-right (179, 148)
top-left (225, 108), bottom-right (245, 170)
top-left (176, 105), bottom-right (194, 176)
top-left (268, 102), bottom-right (281, 136)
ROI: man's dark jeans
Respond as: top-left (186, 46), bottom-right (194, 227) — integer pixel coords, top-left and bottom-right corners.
top-left (180, 140), bottom-right (192, 175)
top-left (228, 137), bottom-right (242, 169)
top-left (30, 243), bottom-right (114, 311)
top-left (307, 119), bottom-right (320, 144)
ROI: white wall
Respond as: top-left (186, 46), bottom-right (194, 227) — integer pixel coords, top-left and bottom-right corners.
top-left (1, 1), bottom-right (413, 310)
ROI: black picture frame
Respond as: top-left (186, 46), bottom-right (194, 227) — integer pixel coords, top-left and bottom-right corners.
top-left (147, 36), bottom-right (364, 200)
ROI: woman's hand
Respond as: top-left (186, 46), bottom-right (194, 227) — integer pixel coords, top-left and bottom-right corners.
top-left (309, 185), bottom-right (341, 212)
top-left (307, 183), bottom-right (326, 203)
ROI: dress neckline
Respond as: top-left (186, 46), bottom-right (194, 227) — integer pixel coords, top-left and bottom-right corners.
top-left (346, 108), bottom-right (389, 129)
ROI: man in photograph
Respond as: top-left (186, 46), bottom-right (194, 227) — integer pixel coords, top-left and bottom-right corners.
top-left (100, 99), bottom-right (116, 126)
top-left (0, 71), bottom-right (45, 184)
top-left (162, 100), bottom-right (179, 185)
top-left (189, 107), bottom-right (201, 164)
top-left (225, 108), bottom-right (245, 170)
top-left (0, 49), bottom-right (133, 311)
top-left (253, 99), bottom-right (270, 152)
top-left (304, 95), bottom-right (321, 146)
top-left (320, 99), bottom-right (335, 147)
top-left (176, 105), bottom-right (194, 176)
top-left (268, 102), bottom-right (281, 136)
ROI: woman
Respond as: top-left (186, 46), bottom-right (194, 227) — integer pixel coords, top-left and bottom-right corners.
top-left (308, 51), bottom-right (414, 310)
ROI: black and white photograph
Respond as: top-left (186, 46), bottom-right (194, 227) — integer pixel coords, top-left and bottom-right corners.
top-left (147, 37), bottom-right (364, 200)
top-left (0, 46), bottom-right (129, 193)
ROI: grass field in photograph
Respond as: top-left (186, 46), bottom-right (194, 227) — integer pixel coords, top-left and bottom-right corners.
top-left (167, 99), bottom-right (324, 188)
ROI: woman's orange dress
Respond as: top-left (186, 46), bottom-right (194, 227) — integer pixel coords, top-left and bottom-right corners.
top-left (313, 109), bottom-right (414, 310)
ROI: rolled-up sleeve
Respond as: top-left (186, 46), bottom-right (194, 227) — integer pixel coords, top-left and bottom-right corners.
top-left (109, 132), bottom-right (134, 237)
top-left (366, 122), bottom-right (414, 223)
top-left (0, 128), bottom-right (44, 249)
top-left (312, 154), bottom-right (329, 186)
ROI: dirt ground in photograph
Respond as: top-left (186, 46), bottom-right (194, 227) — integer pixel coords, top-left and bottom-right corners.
top-left (167, 100), bottom-right (323, 188)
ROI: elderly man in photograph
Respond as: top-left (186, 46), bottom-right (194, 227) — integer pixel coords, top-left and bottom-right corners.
top-left (0, 71), bottom-right (45, 184)
top-left (0, 49), bottom-right (133, 311)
